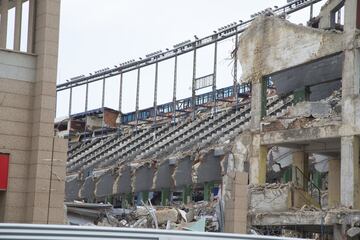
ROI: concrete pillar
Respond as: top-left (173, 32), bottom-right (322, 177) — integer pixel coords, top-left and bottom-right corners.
top-left (250, 143), bottom-right (267, 185)
top-left (328, 159), bottom-right (340, 208)
top-left (13, 0), bottom-right (22, 51)
top-left (333, 224), bottom-right (346, 240)
top-left (224, 172), bottom-right (248, 234)
top-left (0, 0), bottom-right (9, 48)
top-left (292, 151), bottom-right (308, 190)
top-left (250, 81), bottom-right (264, 131)
top-left (340, 136), bottom-right (360, 209)
top-left (182, 186), bottom-right (192, 204)
top-left (25, 0), bottom-right (66, 224)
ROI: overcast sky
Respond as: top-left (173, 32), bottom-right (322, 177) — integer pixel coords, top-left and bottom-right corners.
top-left (56, 0), bottom-right (323, 117)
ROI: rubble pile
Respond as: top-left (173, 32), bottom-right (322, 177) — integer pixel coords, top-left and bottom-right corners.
top-left (66, 200), bottom-right (220, 232)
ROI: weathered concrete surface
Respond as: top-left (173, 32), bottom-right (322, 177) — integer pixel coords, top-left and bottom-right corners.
top-left (172, 156), bottom-right (193, 188)
top-left (249, 184), bottom-right (290, 213)
top-left (261, 125), bottom-right (341, 145)
top-left (113, 165), bottom-right (132, 194)
top-left (132, 162), bottom-right (155, 193)
top-left (153, 160), bottom-right (172, 191)
top-left (318, 0), bottom-right (345, 29)
top-left (193, 150), bottom-right (222, 184)
top-left (79, 176), bottom-right (95, 201)
top-left (94, 169), bottom-right (116, 197)
top-left (65, 175), bottom-right (82, 201)
top-left (238, 16), bottom-right (344, 84)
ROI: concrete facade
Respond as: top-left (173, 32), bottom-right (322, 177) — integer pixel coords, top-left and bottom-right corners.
top-left (0, 0), bottom-right (66, 224)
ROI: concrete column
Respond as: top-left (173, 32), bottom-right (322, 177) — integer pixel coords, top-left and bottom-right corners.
top-left (342, 0), bottom-right (360, 130)
top-left (328, 159), bottom-right (340, 208)
top-left (224, 172), bottom-right (248, 234)
top-left (340, 136), bottom-right (360, 209)
top-left (25, 0), bottom-right (66, 224)
top-left (250, 81), bottom-right (263, 131)
top-left (13, 0), bottom-right (22, 51)
top-left (0, 0), bottom-right (9, 48)
top-left (250, 141), bottom-right (267, 185)
top-left (292, 151), bottom-right (308, 190)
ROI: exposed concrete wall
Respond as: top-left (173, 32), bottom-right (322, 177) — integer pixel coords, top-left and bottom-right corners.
top-left (238, 16), bottom-right (344, 84)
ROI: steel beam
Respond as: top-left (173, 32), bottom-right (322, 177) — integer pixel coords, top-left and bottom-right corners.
top-left (172, 56), bottom-right (178, 124)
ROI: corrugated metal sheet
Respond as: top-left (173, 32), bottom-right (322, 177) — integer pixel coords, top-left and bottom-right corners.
top-left (0, 224), bottom-right (305, 240)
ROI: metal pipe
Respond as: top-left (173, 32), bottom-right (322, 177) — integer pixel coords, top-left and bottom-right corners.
top-left (118, 73), bottom-right (123, 113)
top-left (172, 56), bottom-right (178, 125)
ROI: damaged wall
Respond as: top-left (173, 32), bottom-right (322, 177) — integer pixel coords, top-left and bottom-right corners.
top-left (238, 15), bottom-right (344, 83)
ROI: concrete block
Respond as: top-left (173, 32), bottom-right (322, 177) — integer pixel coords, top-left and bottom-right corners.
top-left (36, 14), bottom-right (60, 32)
top-left (36, 0), bottom-right (61, 16)
top-left (8, 163), bottom-right (28, 178)
top-left (4, 206), bottom-right (26, 222)
top-left (34, 80), bottom-right (56, 97)
top-left (32, 108), bottom-right (56, 125)
top-left (31, 122), bottom-right (54, 138)
top-left (0, 121), bottom-right (32, 137)
top-left (36, 54), bottom-right (58, 70)
top-left (4, 192), bottom-right (27, 207)
top-left (0, 78), bottom-right (34, 96)
top-left (0, 135), bottom-right (31, 151)
top-left (0, 106), bottom-right (32, 123)
top-left (48, 207), bottom-right (64, 224)
top-left (6, 177), bottom-right (28, 192)
top-left (0, 92), bottom-right (33, 110)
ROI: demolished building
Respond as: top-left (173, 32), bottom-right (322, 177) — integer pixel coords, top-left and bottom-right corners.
top-left (62, 0), bottom-right (360, 238)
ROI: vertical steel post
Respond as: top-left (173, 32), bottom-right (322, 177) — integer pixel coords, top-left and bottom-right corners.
top-left (84, 81), bottom-right (89, 137)
top-left (68, 87), bottom-right (72, 117)
top-left (191, 47), bottom-right (197, 120)
top-left (118, 73), bottom-right (123, 113)
top-left (101, 78), bottom-right (106, 136)
top-left (153, 62), bottom-right (159, 130)
top-left (172, 56), bottom-right (178, 125)
top-left (101, 78), bottom-right (106, 108)
top-left (84, 82), bottom-right (89, 112)
top-left (234, 32), bottom-right (239, 109)
top-left (118, 73), bottom-right (123, 132)
top-left (213, 41), bottom-right (218, 115)
top-left (135, 68), bottom-right (141, 130)
top-left (310, 4), bottom-right (314, 20)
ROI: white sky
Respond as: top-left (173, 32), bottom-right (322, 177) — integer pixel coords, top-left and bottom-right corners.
top-left (56, 0), bottom-right (324, 117)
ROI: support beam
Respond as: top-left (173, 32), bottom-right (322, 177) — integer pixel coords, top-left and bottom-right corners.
top-left (0, 0), bottom-right (9, 49)
top-left (13, 0), bottom-right (22, 51)
top-left (340, 136), bottom-right (360, 208)
top-left (328, 159), bottom-right (340, 208)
